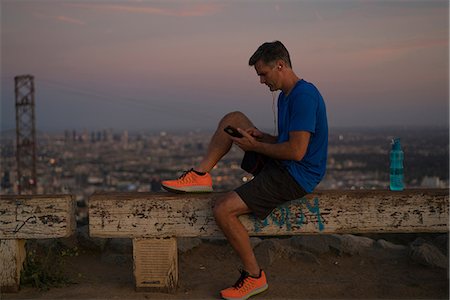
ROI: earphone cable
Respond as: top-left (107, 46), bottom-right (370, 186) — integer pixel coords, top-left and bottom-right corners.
top-left (272, 91), bottom-right (277, 136)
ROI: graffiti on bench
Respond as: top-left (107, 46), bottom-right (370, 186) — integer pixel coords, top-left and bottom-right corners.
top-left (253, 197), bottom-right (325, 233)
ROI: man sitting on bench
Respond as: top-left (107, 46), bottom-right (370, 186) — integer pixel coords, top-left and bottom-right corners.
top-left (162, 40), bottom-right (328, 300)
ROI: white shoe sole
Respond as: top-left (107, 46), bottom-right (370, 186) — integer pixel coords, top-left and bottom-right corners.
top-left (221, 283), bottom-right (268, 300)
top-left (162, 184), bottom-right (213, 193)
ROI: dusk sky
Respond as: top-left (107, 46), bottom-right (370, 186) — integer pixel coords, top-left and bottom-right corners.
top-left (1, 0), bottom-right (449, 132)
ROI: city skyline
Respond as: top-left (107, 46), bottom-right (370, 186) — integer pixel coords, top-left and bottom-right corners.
top-left (1, 127), bottom-right (448, 197)
top-left (1, 0), bottom-right (449, 131)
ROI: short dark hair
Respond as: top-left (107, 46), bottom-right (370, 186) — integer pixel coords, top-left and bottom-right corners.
top-left (248, 41), bottom-right (292, 68)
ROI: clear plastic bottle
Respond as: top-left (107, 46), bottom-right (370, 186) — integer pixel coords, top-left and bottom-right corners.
top-left (390, 138), bottom-right (404, 191)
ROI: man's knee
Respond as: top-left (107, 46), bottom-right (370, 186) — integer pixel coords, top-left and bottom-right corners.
top-left (223, 111), bottom-right (245, 121)
top-left (213, 192), bottom-right (249, 221)
top-left (219, 111), bottom-right (251, 127)
top-left (213, 195), bottom-right (230, 221)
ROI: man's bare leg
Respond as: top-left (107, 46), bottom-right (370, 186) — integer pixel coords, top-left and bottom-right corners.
top-left (196, 111), bottom-right (255, 173)
top-left (213, 191), bottom-right (260, 276)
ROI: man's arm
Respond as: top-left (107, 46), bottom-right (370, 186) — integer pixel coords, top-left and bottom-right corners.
top-left (233, 129), bottom-right (310, 161)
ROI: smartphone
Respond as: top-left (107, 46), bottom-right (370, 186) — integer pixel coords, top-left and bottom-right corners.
top-left (224, 125), bottom-right (243, 138)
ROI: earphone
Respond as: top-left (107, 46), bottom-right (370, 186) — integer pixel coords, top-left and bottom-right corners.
top-left (272, 92), bottom-right (277, 136)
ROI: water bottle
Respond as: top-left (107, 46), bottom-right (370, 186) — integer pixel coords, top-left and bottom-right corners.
top-left (390, 138), bottom-right (404, 191)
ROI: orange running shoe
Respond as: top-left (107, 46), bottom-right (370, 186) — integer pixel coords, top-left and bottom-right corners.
top-left (220, 269), bottom-right (268, 300)
top-left (161, 169), bottom-right (213, 193)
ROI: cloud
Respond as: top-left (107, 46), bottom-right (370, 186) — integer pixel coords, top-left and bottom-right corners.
top-left (33, 12), bottom-right (85, 25)
top-left (56, 16), bottom-right (86, 25)
top-left (357, 37), bottom-right (448, 63)
top-left (66, 3), bottom-right (223, 17)
top-left (313, 9), bottom-right (324, 22)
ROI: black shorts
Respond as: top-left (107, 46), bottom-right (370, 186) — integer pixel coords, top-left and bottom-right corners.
top-left (235, 152), bottom-right (308, 220)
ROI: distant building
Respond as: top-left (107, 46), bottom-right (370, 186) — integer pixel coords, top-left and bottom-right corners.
top-left (122, 130), bottom-right (129, 149)
top-left (1, 171), bottom-right (11, 189)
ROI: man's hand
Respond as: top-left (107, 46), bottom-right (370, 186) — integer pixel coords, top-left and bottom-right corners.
top-left (231, 128), bottom-right (310, 161)
top-left (245, 127), bottom-right (264, 140)
top-left (244, 127), bottom-right (278, 144)
top-left (230, 128), bottom-right (259, 152)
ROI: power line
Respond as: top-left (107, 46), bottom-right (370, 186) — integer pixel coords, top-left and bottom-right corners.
top-left (35, 77), bottom-right (218, 123)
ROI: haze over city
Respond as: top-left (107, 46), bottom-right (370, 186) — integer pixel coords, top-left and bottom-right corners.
top-left (1, 0), bottom-right (449, 131)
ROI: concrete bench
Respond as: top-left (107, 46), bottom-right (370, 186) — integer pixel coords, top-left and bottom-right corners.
top-left (0, 194), bottom-right (76, 292)
top-left (89, 189), bottom-right (449, 293)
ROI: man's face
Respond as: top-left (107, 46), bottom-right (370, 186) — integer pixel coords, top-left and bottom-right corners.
top-left (254, 60), bottom-right (279, 92)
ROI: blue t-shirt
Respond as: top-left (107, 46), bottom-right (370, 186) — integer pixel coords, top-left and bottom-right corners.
top-left (277, 79), bottom-right (328, 193)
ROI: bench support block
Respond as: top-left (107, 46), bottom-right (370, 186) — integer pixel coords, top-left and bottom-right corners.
top-left (133, 237), bottom-right (178, 293)
top-left (0, 239), bottom-right (26, 293)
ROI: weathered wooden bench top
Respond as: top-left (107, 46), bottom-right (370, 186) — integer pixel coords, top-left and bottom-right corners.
top-left (89, 189), bottom-right (449, 238)
top-left (0, 194), bottom-right (76, 239)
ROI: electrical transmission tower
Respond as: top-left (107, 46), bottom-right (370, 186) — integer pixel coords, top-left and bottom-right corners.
top-left (15, 75), bottom-right (37, 194)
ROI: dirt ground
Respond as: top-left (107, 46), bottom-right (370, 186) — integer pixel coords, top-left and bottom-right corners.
top-left (2, 235), bottom-right (449, 300)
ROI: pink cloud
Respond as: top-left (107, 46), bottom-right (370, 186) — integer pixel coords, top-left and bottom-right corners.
top-left (392, 37), bottom-right (448, 51)
top-left (33, 12), bottom-right (85, 25)
top-left (56, 16), bottom-right (86, 25)
top-left (66, 3), bottom-right (223, 17)
top-left (359, 37), bottom-right (448, 62)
